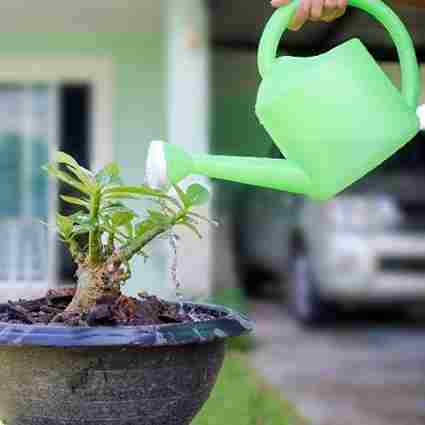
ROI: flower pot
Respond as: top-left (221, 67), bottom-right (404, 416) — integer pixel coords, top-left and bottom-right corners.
top-left (0, 303), bottom-right (252, 425)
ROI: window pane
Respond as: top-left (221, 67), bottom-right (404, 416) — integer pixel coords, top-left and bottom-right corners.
top-left (0, 85), bottom-right (51, 283)
top-left (30, 86), bottom-right (49, 221)
top-left (0, 87), bottom-right (22, 218)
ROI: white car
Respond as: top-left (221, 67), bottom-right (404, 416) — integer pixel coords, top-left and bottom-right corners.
top-left (289, 138), bottom-right (425, 325)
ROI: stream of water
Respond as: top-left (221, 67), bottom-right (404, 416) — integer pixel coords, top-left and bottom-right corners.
top-left (168, 232), bottom-right (184, 314)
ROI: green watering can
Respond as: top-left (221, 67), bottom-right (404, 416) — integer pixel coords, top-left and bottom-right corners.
top-left (146, 0), bottom-right (425, 200)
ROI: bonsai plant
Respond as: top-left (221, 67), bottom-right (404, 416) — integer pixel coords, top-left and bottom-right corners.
top-left (0, 152), bottom-right (252, 425)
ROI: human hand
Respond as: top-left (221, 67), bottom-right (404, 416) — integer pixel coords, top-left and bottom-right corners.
top-left (270, 0), bottom-right (347, 31)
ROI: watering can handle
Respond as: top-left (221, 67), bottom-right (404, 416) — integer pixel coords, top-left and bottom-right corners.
top-left (258, 0), bottom-right (420, 109)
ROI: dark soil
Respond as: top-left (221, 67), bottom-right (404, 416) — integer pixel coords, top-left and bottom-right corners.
top-left (0, 289), bottom-right (219, 327)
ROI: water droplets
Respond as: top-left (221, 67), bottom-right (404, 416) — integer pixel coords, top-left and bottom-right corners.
top-left (168, 232), bottom-right (184, 314)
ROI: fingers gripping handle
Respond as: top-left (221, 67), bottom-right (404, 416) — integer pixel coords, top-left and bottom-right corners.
top-left (258, 0), bottom-right (421, 110)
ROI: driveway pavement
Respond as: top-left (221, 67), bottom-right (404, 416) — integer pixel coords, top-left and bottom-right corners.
top-left (250, 301), bottom-right (425, 425)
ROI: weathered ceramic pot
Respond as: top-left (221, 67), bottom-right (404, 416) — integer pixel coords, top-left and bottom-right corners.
top-left (0, 303), bottom-right (252, 425)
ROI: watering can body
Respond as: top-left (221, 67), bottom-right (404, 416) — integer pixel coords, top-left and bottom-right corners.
top-left (256, 38), bottom-right (420, 200)
top-left (146, 0), bottom-right (424, 201)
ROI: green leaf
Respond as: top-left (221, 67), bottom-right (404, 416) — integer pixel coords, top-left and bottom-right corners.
top-left (103, 185), bottom-right (169, 199)
top-left (68, 212), bottom-right (95, 228)
top-left (185, 183), bottom-right (210, 207)
top-left (43, 164), bottom-right (90, 194)
top-left (101, 206), bottom-right (138, 231)
top-left (173, 184), bottom-right (189, 208)
top-left (55, 151), bottom-right (81, 169)
top-left (95, 162), bottom-right (122, 186)
top-left (101, 193), bottom-right (141, 201)
top-left (102, 200), bottom-right (126, 209)
top-left (99, 223), bottom-right (127, 240)
top-left (56, 214), bottom-right (73, 239)
top-left (60, 195), bottom-right (90, 209)
top-left (55, 151), bottom-right (96, 190)
top-left (135, 219), bottom-right (156, 237)
top-left (65, 165), bottom-right (97, 192)
top-left (103, 185), bottom-right (182, 210)
top-left (123, 222), bottom-right (134, 239)
top-left (147, 209), bottom-right (171, 225)
top-left (101, 200), bottom-right (133, 212)
top-left (99, 162), bottom-right (120, 178)
top-left (110, 211), bottom-right (136, 227)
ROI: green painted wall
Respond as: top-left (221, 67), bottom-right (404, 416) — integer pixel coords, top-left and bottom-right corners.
top-left (0, 30), bottom-right (170, 295)
top-left (212, 50), bottom-right (274, 213)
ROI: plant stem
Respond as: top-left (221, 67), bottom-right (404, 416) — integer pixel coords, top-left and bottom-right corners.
top-left (107, 231), bottom-right (115, 256)
top-left (88, 190), bottom-right (101, 264)
top-left (68, 238), bottom-right (80, 259)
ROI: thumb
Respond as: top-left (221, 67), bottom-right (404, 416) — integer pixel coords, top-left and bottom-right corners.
top-left (271, 0), bottom-right (292, 7)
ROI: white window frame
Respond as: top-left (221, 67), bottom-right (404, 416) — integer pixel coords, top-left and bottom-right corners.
top-left (0, 56), bottom-right (114, 297)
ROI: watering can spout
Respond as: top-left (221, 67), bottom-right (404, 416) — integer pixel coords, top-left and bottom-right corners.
top-left (145, 141), bottom-right (312, 196)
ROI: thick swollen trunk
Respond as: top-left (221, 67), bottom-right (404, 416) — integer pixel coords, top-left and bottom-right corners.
top-left (65, 224), bottom-right (172, 314)
top-left (64, 259), bottom-right (123, 314)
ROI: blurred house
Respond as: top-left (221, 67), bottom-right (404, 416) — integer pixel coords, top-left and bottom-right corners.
top-left (2, 0), bottom-right (425, 307)
top-left (0, 1), bottom-right (211, 302)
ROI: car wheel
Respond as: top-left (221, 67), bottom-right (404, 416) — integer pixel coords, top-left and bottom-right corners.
top-left (237, 262), bottom-right (276, 298)
top-left (290, 255), bottom-right (335, 326)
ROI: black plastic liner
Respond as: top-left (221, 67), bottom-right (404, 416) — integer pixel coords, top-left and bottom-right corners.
top-left (0, 303), bottom-right (253, 347)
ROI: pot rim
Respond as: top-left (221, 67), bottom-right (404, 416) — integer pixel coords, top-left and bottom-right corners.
top-left (0, 302), bottom-right (253, 348)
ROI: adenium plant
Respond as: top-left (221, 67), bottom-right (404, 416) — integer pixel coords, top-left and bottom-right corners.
top-left (44, 152), bottom-right (210, 317)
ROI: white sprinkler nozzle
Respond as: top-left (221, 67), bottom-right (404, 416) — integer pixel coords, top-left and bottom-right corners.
top-left (145, 140), bottom-right (168, 189)
top-left (417, 104), bottom-right (425, 131)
